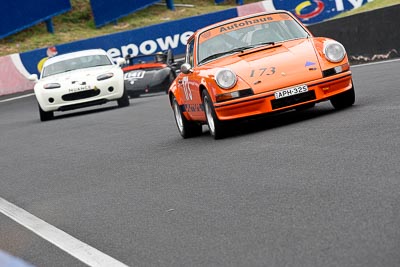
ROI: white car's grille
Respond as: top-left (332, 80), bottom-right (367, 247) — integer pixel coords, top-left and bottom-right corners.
top-left (62, 89), bottom-right (100, 101)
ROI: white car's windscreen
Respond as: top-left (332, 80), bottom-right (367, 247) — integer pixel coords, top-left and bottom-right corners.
top-left (42, 55), bottom-right (112, 78)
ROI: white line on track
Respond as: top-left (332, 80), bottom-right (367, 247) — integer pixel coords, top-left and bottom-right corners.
top-left (0, 197), bottom-right (129, 267)
top-left (0, 93), bottom-right (34, 103)
top-left (351, 58), bottom-right (400, 68)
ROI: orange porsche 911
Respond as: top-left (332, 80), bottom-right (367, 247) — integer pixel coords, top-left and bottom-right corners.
top-left (168, 11), bottom-right (355, 139)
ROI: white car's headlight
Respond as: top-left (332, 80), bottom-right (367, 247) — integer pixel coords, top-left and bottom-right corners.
top-left (43, 83), bottom-right (61, 89)
top-left (215, 69), bottom-right (237, 89)
top-left (324, 41), bottom-right (346, 63)
top-left (97, 73), bottom-right (114, 81)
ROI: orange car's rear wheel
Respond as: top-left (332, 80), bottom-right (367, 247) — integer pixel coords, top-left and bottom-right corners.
top-left (202, 90), bottom-right (227, 140)
top-left (330, 85), bottom-right (355, 110)
top-left (172, 96), bottom-right (202, 138)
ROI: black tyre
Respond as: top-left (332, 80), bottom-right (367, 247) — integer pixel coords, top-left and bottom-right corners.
top-left (118, 88), bottom-right (130, 107)
top-left (38, 104), bottom-right (54, 121)
top-left (330, 85), bottom-right (355, 110)
top-left (202, 90), bottom-right (227, 140)
top-left (172, 96), bottom-right (202, 138)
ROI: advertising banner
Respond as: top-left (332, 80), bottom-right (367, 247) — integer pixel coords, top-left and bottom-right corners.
top-left (0, 0), bottom-right (71, 39)
top-left (16, 1), bottom-right (373, 78)
top-left (20, 8), bottom-right (238, 75)
top-left (272, 0), bottom-right (372, 25)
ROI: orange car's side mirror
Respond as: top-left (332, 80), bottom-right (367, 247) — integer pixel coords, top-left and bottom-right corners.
top-left (180, 63), bottom-right (193, 74)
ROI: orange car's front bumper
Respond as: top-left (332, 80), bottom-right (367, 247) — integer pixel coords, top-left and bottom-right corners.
top-left (214, 72), bottom-right (353, 121)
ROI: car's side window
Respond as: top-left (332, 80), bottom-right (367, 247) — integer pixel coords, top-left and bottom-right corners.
top-left (186, 39), bottom-right (195, 67)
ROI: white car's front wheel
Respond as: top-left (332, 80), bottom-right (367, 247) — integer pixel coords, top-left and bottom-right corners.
top-left (38, 104), bottom-right (54, 121)
top-left (118, 88), bottom-right (130, 107)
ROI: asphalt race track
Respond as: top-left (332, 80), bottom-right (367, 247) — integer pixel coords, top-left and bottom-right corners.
top-left (1, 59), bottom-right (400, 267)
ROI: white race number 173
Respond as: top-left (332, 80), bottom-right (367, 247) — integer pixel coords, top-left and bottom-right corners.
top-left (182, 76), bottom-right (192, 101)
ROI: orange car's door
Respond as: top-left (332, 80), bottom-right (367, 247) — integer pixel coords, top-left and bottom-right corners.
top-left (177, 72), bottom-right (204, 120)
top-left (177, 39), bottom-right (204, 121)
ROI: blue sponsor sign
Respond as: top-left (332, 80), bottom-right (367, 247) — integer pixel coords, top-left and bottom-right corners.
top-left (272, 0), bottom-right (371, 25)
top-left (91, 0), bottom-right (163, 28)
top-left (0, 0), bottom-right (71, 39)
top-left (20, 8), bottom-right (238, 75)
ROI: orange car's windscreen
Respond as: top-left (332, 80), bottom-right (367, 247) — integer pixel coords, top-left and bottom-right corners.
top-left (198, 13), bottom-right (309, 64)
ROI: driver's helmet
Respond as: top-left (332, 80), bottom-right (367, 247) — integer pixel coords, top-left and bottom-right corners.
top-left (155, 52), bottom-right (166, 63)
top-left (124, 54), bottom-right (133, 65)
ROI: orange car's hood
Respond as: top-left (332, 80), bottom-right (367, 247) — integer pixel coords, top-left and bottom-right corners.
top-left (210, 39), bottom-right (322, 94)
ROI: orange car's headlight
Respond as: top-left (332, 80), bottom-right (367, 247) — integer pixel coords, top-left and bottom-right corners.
top-left (324, 41), bottom-right (346, 63)
top-left (215, 69), bottom-right (237, 89)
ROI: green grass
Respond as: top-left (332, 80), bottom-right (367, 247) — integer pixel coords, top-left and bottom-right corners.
top-left (334, 0), bottom-right (399, 18)
top-left (0, 0), bottom-right (398, 56)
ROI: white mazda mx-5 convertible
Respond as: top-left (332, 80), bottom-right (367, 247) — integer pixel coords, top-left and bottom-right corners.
top-left (29, 49), bottom-right (129, 121)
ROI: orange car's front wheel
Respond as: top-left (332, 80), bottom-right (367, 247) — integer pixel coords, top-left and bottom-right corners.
top-left (330, 85), bottom-right (355, 110)
top-left (202, 90), bottom-right (228, 140)
top-left (172, 96), bottom-right (202, 138)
